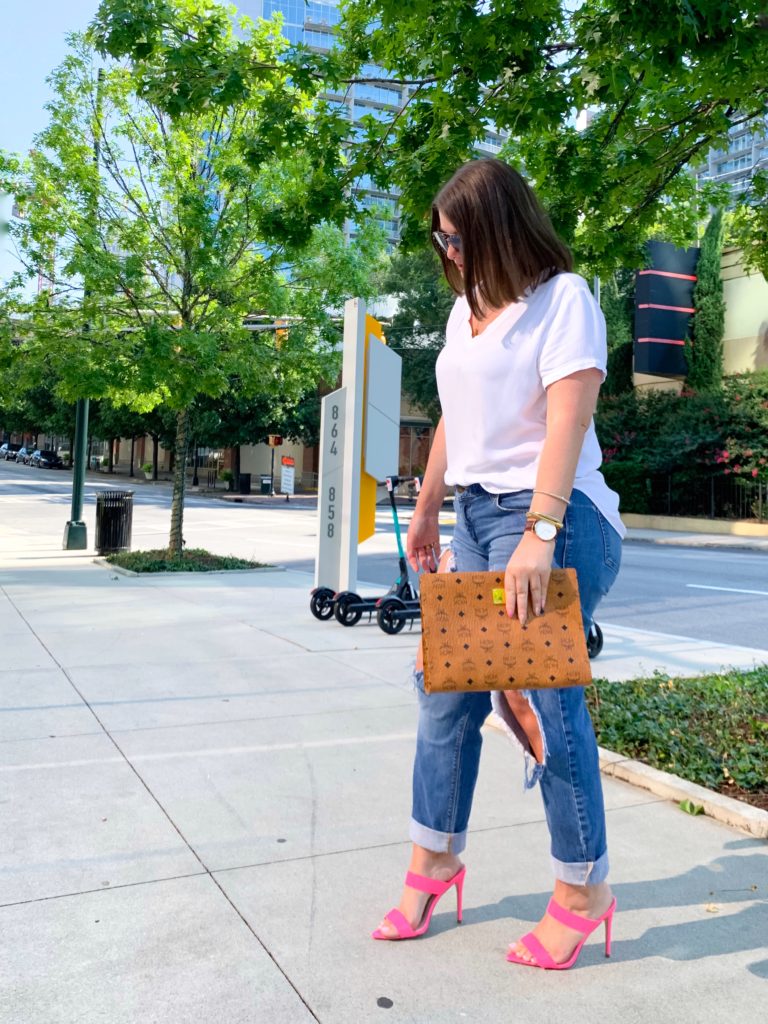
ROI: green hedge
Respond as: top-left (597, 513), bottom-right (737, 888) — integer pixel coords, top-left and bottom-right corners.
top-left (587, 668), bottom-right (768, 803)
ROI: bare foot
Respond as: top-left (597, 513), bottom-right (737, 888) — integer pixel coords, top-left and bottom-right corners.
top-left (509, 880), bottom-right (614, 965)
top-left (376, 846), bottom-right (463, 938)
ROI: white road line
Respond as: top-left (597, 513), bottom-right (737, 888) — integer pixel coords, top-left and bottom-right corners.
top-left (599, 621), bottom-right (768, 654)
top-left (686, 584), bottom-right (768, 597)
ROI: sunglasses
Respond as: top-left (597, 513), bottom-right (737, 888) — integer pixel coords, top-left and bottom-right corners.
top-left (432, 230), bottom-right (463, 254)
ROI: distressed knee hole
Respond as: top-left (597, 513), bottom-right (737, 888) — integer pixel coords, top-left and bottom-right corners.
top-left (503, 691), bottom-right (544, 763)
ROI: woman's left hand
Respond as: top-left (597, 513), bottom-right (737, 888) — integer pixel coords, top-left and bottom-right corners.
top-left (504, 533), bottom-right (555, 626)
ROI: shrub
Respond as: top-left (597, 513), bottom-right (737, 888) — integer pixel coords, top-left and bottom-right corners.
top-left (587, 668), bottom-right (768, 809)
top-left (106, 548), bottom-right (268, 572)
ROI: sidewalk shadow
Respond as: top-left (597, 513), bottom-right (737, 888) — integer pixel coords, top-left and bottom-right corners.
top-left (432, 842), bottom-right (768, 966)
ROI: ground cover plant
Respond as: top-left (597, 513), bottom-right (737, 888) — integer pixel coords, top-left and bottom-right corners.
top-left (106, 548), bottom-right (268, 573)
top-left (587, 667), bottom-right (768, 811)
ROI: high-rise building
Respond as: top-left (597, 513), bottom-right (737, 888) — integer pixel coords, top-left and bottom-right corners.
top-left (696, 116), bottom-right (768, 199)
top-left (233, 1), bottom-right (504, 245)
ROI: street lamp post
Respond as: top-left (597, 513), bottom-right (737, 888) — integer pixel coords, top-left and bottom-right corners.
top-left (63, 68), bottom-right (103, 551)
top-left (63, 397), bottom-right (89, 549)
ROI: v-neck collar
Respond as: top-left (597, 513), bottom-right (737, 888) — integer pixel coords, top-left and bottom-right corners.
top-left (463, 295), bottom-right (529, 340)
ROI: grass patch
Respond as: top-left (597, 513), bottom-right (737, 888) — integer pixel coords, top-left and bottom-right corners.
top-left (587, 668), bottom-right (768, 812)
top-left (106, 548), bottom-right (270, 573)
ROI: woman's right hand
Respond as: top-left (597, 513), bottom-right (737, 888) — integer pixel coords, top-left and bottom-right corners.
top-left (406, 511), bottom-right (441, 573)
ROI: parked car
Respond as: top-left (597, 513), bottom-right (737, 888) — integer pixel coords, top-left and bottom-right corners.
top-left (16, 447), bottom-right (33, 465)
top-left (0, 443), bottom-right (23, 461)
top-left (30, 449), bottom-right (64, 469)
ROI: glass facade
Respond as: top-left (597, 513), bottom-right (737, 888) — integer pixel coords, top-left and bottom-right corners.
top-left (234, 2), bottom-right (505, 248)
top-left (697, 116), bottom-right (768, 200)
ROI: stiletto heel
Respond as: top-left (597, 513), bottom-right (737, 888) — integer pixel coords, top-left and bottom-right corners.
top-left (372, 867), bottom-right (467, 941)
top-left (456, 872), bottom-right (464, 923)
top-left (506, 897), bottom-right (616, 970)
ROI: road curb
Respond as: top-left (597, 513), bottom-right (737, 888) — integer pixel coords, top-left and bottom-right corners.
top-left (597, 747), bottom-right (768, 839)
top-left (484, 713), bottom-right (767, 839)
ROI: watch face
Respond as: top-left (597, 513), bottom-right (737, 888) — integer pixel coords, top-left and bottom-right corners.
top-left (533, 519), bottom-right (558, 541)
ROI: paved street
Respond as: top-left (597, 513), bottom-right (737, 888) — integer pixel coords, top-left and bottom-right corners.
top-left (2, 458), bottom-right (767, 649)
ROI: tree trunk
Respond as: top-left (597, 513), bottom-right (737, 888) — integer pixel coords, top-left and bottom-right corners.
top-left (234, 446), bottom-right (241, 489)
top-left (152, 434), bottom-right (159, 480)
top-left (168, 409), bottom-right (189, 557)
top-left (108, 437), bottom-right (115, 473)
top-left (129, 436), bottom-right (135, 477)
top-left (68, 435), bottom-right (74, 468)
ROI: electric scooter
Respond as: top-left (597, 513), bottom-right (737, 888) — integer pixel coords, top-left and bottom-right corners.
top-left (309, 476), bottom-right (420, 626)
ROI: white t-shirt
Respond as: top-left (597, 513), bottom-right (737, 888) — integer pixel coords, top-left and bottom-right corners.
top-left (435, 272), bottom-right (625, 539)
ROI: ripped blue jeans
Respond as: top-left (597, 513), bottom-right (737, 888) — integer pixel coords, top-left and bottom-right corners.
top-left (410, 487), bottom-right (621, 885)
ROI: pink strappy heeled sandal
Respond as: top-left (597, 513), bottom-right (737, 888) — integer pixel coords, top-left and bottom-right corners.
top-left (506, 896), bottom-right (616, 970)
top-left (371, 867), bottom-right (466, 941)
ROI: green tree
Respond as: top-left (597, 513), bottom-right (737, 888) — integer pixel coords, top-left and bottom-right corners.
top-left (732, 170), bottom-right (768, 281)
top-left (338, 1), bottom-right (768, 272)
top-left (1, 21), bottom-right (384, 554)
top-left (91, 2), bottom-right (768, 274)
top-left (687, 208), bottom-right (726, 392)
top-left (379, 249), bottom-right (455, 424)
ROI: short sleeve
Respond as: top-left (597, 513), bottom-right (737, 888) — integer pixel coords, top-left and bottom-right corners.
top-left (537, 276), bottom-right (607, 389)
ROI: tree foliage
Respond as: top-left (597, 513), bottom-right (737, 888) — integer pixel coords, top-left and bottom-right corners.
top-left (732, 169), bottom-right (768, 281)
top-left (90, 1), bottom-right (768, 275)
top-left (687, 208), bottom-right (726, 392)
top-left (379, 249), bottom-right (456, 424)
top-left (335, 0), bottom-right (768, 272)
top-left (1, 16), bottom-right (385, 552)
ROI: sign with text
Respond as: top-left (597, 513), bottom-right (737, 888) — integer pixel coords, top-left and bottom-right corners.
top-left (280, 456), bottom-right (295, 496)
top-left (315, 388), bottom-right (346, 590)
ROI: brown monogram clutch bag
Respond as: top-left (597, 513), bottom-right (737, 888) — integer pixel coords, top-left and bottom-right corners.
top-left (420, 568), bottom-right (592, 694)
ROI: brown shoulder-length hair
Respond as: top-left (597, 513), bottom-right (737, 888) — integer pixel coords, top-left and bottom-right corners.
top-left (431, 158), bottom-right (572, 319)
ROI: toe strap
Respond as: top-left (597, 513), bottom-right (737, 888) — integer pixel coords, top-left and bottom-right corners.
top-left (513, 931), bottom-right (559, 969)
top-left (380, 908), bottom-right (416, 938)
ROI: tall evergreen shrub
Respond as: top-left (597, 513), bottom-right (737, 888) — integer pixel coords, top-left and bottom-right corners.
top-left (686, 209), bottom-right (726, 392)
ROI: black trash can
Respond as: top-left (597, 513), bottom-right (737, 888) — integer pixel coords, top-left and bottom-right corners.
top-left (238, 472), bottom-right (252, 495)
top-left (260, 474), bottom-right (272, 495)
top-left (95, 490), bottom-right (134, 555)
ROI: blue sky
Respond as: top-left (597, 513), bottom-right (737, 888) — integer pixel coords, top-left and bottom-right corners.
top-left (0, 2), bottom-right (101, 285)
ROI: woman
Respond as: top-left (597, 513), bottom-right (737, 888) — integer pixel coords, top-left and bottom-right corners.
top-left (372, 158), bottom-right (624, 970)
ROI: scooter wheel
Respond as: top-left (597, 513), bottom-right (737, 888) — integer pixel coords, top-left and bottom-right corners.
top-left (377, 597), bottom-right (407, 635)
top-left (587, 622), bottom-right (604, 659)
top-left (310, 588), bottom-right (335, 621)
top-left (335, 592), bottom-right (363, 627)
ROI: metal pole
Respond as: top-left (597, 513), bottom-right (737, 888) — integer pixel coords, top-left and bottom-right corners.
top-left (63, 398), bottom-right (89, 549)
top-left (63, 68), bottom-right (103, 551)
top-left (270, 447), bottom-right (275, 496)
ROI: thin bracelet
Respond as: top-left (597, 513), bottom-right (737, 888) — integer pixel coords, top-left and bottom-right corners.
top-left (533, 489), bottom-right (571, 506)
top-left (526, 510), bottom-right (564, 529)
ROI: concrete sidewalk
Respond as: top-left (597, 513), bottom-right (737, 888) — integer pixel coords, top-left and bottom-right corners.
top-left (1, 556), bottom-right (767, 1024)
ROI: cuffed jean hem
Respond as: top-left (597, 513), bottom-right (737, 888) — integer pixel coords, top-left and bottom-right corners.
top-left (551, 849), bottom-right (610, 886)
top-left (409, 818), bottom-right (468, 856)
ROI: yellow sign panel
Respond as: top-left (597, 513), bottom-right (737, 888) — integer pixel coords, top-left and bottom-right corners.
top-left (357, 313), bottom-right (386, 544)
top-left (365, 313), bottom-right (387, 345)
top-left (358, 471), bottom-right (377, 544)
